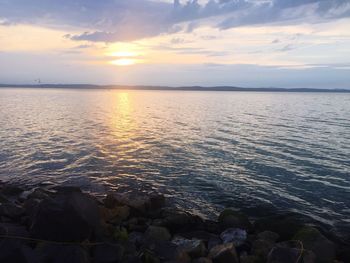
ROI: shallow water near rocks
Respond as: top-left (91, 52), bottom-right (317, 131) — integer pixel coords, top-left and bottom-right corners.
top-left (0, 88), bottom-right (349, 236)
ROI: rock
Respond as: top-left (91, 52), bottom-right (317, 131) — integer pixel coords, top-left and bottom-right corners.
top-left (252, 239), bottom-right (274, 261)
top-left (254, 214), bottom-right (303, 241)
top-left (209, 243), bottom-right (239, 263)
top-left (30, 192), bottom-right (100, 242)
top-left (172, 236), bottom-right (207, 258)
top-left (141, 250), bottom-right (161, 263)
top-left (193, 257), bottom-right (213, 263)
top-left (37, 244), bottom-right (90, 263)
top-left (128, 231), bottom-right (145, 247)
top-left (240, 255), bottom-right (260, 263)
top-left (93, 243), bottom-right (124, 263)
top-left (100, 205), bottom-right (130, 224)
top-left (293, 226), bottom-right (336, 263)
top-left (220, 228), bottom-right (247, 246)
top-left (157, 210), bottom-right (204, 233)
top-left (218, 209), bottom-right (252, 231)
top-left (145, 226), bottom-right (171, 242)
top-left (257, 231), bottom-right (279, 243)
top-left (267, 241), bottom-right (316, 263)
top-left (26, 188), bottom-right (53, 200)
top-left (103, 192), bottom-right (165, 216)
top-left (0, 202), bottom-right (24, 219)
top-left (208, 236), bottom-right (222, 251)
top-left (147, 240), bottom-right (191, 262)
top-left (51, 185), bottom-right (82, 194)
top-left (0, 222), bottom-right (29, 238)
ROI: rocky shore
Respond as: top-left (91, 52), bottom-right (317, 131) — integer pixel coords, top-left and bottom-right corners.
top-left (0, 182), bottom-right (348, 263)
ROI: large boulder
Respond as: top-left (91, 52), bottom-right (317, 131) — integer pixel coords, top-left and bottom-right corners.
top-left (145, 226), bottom-right (171, 242)
top-left (293, 226), bottom-right (336, 263)
top-left (30, 192), bottom-right (100, 242)
top-left (218, 209), bottom-right (252, 231)
top-left (220, 228), bottom-right (247, 246)
top-left (209, 243), bottom-right (239, 263)
top-left (172, 236), bottom-right (207, 258)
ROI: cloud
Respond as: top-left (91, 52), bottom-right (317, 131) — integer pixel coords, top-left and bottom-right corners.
top-left (0, 0), bottom-right (349, 42)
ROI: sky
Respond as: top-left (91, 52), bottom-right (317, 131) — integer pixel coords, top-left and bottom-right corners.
top-left (0, 0), bottom-right (350, 88)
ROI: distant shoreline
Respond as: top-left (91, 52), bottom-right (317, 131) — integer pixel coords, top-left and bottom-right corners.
top-left (1, 84), bottom-right (350, 93)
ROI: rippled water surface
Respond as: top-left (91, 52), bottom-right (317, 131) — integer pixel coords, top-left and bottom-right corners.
top-left (0, 88), bottom-right (349, 232)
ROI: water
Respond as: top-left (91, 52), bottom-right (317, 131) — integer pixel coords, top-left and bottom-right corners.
top-left (0, 88), bottom-right (349, 235)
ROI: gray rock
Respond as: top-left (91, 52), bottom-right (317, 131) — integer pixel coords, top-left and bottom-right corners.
top-left (252, 239), bottom-right (274, 261)
top-left (145, 226), bottom-right (171, 242)
top-left (172, 236), bottom-right (207, 258)
top-left (218, 209), bottom-right (252, 231)
top-left (257, 231), bottom-right (279, 243)
top-left (30, 192), bottom-right (100, 242)
top-left (267, 241), bottom-right (316, 263)
top-left (209, 243), bottom-right (239, 263)
top-left (0, 202), bottom-right (24, 219)
top-left (220, 228), bottom-right (247, 246)
top-left (193, 257), bottom-right (213, 263)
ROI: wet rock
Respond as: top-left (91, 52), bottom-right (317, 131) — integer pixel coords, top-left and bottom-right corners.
top-left (254, 213), bottom-right (303, 240)
top-left (26, 188), bottom-right (53, 200)
top-left (100, 205), bottom-right (130, 224)
top-left (129, 231), bottom-right (145, 247)
top-left (257, 231), bottom-right (279, 243)
top-left (147, 240), bottom-right (191, 262)
top-left (103, 192), bottom-right (165, 216)
top-left (209, 243), bottom-right (239, 263)
top-left (192, 257), bottom-right (213, 263)
top-left (145, 226), bottom-right (171, 242)
top-left (220, 228), bottom-right (247, 246)
top-left (172, 236), bottom-right (207, 258)
top-left (252, 239), bottom-right (274, 261)
top-left (157, 210), bottom-right (204, 233)
top-left (30, 192), bottom-right (100, 242)
top-left (93, 243), bottom-right (124, 263)
top-left (293, 226), bottom-right (336, 263)
top-left (37, 244), bottom-right (90, 263)
top-left (218, 209), bottom-right (252, 231)
top-left (267, 241), bottom-right (316, 263)
top-left (51, 185), bottom-right (82, 194)
top-left (22, 198), bottom-right (41, 220)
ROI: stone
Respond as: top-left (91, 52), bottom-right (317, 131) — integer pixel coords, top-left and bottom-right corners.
top-left (252, 239), bottom-right (274, 261)
top-left (128, 231), bottom-right (145, 247)
top-left (51, 185), bottom-right (82, 194)
top-left (257, 231), bottom-right (279, 243)
top-left (172, 236), bottom-right (207, 258)
top-left (100, 205), bottom-right (130, 224)
top-left (147, 241), bottom-right (191, 262)
top-left (218, 209), bottom-right (252, 231)
top-left (293, 226), bottom-right (336, 263)
top-left (193, 257), bottom-right (213, 263)
top-left (254, 213), bottom-right (303, 241)
top-left (145, 226), bottom-right (171, 242)
top-left (158, 210), bottom-right (204, 233)
top-left (37, 244), bottom-right (90, 263)
top-left (30, 192), bottom-right (100, 242)
top-left (93, 243), bottom-right (124, 263)
top-left (220, 228), bottom-right (247, 246)
top-left (240, 255), bottom-right (260, 263)
top-left (209, 243), bottom-right (239, 263)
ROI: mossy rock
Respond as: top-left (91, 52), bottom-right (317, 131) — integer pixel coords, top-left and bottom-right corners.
top-left (218, 209), bottom-right (252, 231)
top-left (293, 226), bottom-right (335, 263)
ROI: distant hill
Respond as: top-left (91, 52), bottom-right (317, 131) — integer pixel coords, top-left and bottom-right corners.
top-left (0, 84), bottom-right (349, 93)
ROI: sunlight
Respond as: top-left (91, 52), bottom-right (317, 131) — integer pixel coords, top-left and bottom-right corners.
top-left (110, 58), bottom-right (138, 66)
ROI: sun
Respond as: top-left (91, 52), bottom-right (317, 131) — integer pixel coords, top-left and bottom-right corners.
top-left (106, 45), bottom-right (144, 66)
top-left (110, 58), bottom-right (138, 66)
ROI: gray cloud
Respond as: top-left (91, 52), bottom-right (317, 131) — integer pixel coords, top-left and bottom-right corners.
top-left (0, 0), bottom-right (349, 42)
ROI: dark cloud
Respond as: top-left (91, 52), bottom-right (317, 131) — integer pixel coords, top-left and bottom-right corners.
top-left (0, 0), bottom-right (349, 42)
